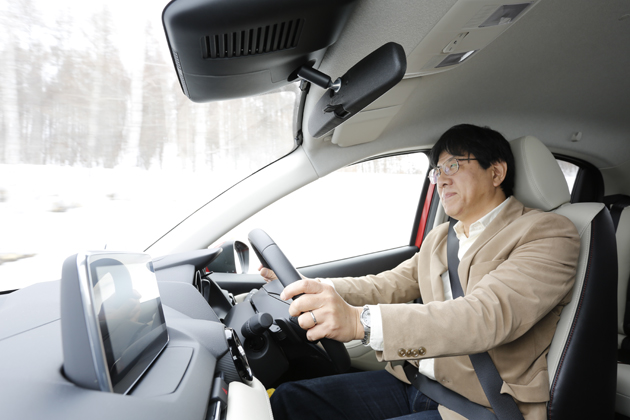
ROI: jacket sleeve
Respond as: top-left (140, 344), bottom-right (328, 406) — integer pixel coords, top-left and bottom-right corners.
top-left (329, 252), bottom-right (422, 306)
top-left (328, 223), bottom-right (447, 306)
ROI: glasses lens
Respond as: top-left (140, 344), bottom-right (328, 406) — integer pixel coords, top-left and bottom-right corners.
top-left (428, 169), bottom-right (438, 184)
top-left (443, 158), bottom-right (459, 176)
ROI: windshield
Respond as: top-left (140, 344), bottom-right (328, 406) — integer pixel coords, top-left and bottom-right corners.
top-left (0, 0), bottom-right (298, 291)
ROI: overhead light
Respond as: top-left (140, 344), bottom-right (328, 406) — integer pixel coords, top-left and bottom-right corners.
top-left (435, 50), bottom-right (477, 68)
top-left (479, 3), bottom-right (532, 27)
top-left (460, 50), bottom-right (475, 61)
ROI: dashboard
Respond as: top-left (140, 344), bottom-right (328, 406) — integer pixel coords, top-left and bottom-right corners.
top-left (0, 249), bottom-right (275, 420)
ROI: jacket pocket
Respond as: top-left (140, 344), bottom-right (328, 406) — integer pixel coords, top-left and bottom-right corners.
top-left (500, 369), bottom-right (551, 403)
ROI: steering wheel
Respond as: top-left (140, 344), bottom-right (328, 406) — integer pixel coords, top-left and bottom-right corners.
top-left (247, 228), bottom-right (351, 374)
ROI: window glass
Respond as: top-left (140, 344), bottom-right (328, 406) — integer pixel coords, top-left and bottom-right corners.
top-left (556, 159), bottom-right (579, 193)
top-left (0, 0), bottom-right (297, 291)
top-left (214, 153), bottom-right (430, 271)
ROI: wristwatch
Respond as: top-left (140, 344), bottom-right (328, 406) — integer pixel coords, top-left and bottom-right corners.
top-left (360, 305), bottom-right (371, 346)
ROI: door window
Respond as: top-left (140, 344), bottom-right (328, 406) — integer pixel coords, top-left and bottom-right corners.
top-left (556, 159), bottom-right (579, 192)
top-left (214, 152), bottom-right (429, 271)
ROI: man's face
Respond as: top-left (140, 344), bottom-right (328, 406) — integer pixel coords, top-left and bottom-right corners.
top-left (436, 151), bottom-right (506, 227)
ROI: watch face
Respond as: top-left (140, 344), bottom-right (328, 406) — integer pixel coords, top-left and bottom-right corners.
top-left (361, 307), bottom-right (370, 325)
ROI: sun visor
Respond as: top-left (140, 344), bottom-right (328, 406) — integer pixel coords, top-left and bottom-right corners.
top-left (162, 0), bottom-right (358, 102)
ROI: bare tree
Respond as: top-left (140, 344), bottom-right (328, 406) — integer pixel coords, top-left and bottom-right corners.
top-left (0, 1), bottom-right (22, 164)
top-left (137, 21), bottom-right (169, 169)
top-left (83, 7), bottom-right (129, 168)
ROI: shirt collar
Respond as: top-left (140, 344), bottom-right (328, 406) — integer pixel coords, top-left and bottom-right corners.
top-left (453, 197), bottom-right (510, 240)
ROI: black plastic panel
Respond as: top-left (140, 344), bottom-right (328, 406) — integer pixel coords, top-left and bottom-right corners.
top-left (131, 347), bottom-right (193, 397)
top-left (299, 246), bottom-right (418, 279)
top-left (158, 281), bottom-right (220, 322)
top-left (162, 0), bottom-right (358, 102)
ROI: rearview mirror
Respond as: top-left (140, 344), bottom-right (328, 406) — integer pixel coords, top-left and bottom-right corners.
top-left (306, 42), bottom-right (406, 138)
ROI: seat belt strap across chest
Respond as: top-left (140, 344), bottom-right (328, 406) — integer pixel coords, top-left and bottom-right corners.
top-left (446, 218), bottom-right (524, 420)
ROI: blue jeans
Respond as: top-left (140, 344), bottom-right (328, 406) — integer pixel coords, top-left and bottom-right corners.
top-left (270, 370), bottom-right (442, 420)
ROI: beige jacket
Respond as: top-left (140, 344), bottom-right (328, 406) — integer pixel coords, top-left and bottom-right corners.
top-left (331, 197), bottom-right (580, 420)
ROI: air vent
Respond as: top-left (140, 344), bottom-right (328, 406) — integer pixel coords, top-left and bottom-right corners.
top-left (202, 19), bottom-right (304, 59)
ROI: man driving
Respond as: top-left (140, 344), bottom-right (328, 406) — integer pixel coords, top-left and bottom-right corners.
top-left (263, 124), bottom-right (580, 420)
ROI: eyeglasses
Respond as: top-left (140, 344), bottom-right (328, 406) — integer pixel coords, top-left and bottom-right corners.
top-left (428, 156), bottom-right (478, 184)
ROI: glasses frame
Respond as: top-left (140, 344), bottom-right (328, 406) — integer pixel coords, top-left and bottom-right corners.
top-left (428, 156), bottom-right (478, 184)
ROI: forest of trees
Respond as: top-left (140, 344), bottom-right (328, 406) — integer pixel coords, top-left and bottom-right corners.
top-left (0, 0), bottom-right (298, 172)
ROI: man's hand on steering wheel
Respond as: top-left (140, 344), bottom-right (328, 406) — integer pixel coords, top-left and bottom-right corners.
top-left (249, 228), bottom-right (352, 373)
top-left (280, 279), bottom-right (364, 343)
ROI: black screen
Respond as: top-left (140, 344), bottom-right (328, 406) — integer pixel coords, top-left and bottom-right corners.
top-left (89, 254), bottom-right (168, 394)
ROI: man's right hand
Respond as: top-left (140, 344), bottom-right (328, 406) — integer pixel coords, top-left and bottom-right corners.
top-left (280, 279), bottom-right (363, 343)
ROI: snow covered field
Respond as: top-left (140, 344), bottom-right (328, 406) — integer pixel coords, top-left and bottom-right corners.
top-left (0, 164), bottom-right (235, 290)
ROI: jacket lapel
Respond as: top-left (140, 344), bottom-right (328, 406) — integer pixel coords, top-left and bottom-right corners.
top-left (429, 234), bottom-right (449, 301)
top-left (457, 197), bottom-right (525, 293)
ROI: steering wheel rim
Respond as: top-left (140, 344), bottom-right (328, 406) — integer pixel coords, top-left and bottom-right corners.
top-left (248, 228), bottom-right (351, 373)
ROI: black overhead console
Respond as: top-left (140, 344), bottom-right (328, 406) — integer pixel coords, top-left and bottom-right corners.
top-left (162, 0), bottom-right (358, 102)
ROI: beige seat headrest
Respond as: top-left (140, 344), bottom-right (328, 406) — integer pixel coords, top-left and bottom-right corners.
top-left (510, 136), bottom-right (571, 211)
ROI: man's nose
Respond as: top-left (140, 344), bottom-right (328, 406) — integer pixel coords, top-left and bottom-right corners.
top-left (438, 171), bottom-right (451, 187)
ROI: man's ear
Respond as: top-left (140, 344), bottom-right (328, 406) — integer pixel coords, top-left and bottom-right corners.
top-left (491, 161), bottom-right (508, 187)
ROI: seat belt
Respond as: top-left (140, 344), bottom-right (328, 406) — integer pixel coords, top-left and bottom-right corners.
top-left (447, 218), bottom-right (524, 419)
top-left (403, 363), bottom-right (497, 420)
top-left (405, 219), bottom-right (524, 420)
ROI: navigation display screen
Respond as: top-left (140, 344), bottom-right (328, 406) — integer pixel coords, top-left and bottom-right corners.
top-left (87, 253), bottom-right (168, 394)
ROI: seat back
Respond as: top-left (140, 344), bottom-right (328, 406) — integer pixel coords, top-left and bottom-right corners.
top-left (600, 196), bottom-right (630, 416)
top-left (510, 136), bottom-right (617, 420)
top-left (604, 196), bottom-right (630, 352)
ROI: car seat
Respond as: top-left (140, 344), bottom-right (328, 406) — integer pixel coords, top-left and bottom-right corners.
top-left (601, 195), bottom-right (630, 416)
top-left (510, 136), bottom-right (617, 419)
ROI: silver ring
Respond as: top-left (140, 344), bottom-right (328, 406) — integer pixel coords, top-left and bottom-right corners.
top-left (309, 310), bottom-right (318, 326)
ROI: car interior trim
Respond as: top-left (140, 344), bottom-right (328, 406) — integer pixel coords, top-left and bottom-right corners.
top-left (299, 246), bottom-right (418, 279)
top-left (414, 182), bottom-right (436, 248)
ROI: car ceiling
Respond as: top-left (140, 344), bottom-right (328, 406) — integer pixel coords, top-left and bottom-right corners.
top-left (299, 0), bottom-right (630, 194)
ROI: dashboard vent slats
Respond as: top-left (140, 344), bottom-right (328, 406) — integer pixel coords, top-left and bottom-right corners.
top-left (202, 19), bottom-right (303, 59)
